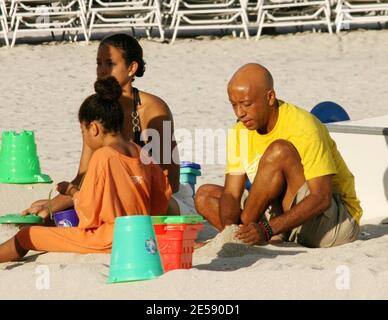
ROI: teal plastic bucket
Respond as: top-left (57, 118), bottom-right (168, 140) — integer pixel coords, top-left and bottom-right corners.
top-left (108, 215), bottom-right (164, 283)
top-left (0, 130), bottom-right (52, 184)
top-left (180, 174), bottom-right (197, 195)
top-left (179, 167), bottom-right (201, 176)
top-left (180, 166), bottom-right (201, 196)
top-left (180, 174), bottom-right (197, 185)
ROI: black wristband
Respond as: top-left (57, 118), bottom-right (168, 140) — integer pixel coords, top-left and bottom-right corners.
top-left (258, 221), bottom-right (273, 242)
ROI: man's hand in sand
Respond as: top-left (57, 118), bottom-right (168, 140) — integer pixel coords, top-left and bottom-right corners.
top-left (236, 223), bottom-right (267, 245)
top-left (21, 199), bottom-right (50, 220)
top-left (57, 181), bottom-right (79, 197)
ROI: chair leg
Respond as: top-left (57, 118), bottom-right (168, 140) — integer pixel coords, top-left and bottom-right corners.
top-left (171, 14), bottom-right (181, 44)
top-left (80, 13), bottom-right (89, 43)
top-left (131, 27), bottom-right (136, 38)
top-left (243, 23), bottom-right (249, 40)
top-left (334, 13), bottom-right (339, 28)
top-left (336, 13), bottom-right (343, 33)
top-left (255, 7), bottom-right (262, 25)
top-left (88, 12), bottom-right (95, 40)
top-left (169, 0), bottom-right (180, 29)
top-left (325, 9), bottom-right (333, 34)
top-left (145, 28), bottom-right (151, 40)
top-left (10, 9), bottom-right (16, 30)
top-left (155, 11), bottom-right (165, 42)
top-left (1, 20), bottom-right (8, 46)
top-left (11, 17), bottom-right (19, 47)
top-left (255, 11), bottom-right (265, 41)
top-left (241, 11), bottom-right (250, 40)
top-left (154, 0), bottom-right (165, 42)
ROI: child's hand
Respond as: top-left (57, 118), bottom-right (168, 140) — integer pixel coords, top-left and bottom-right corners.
top-left (21, 199), bottom-right (48, 215)
top-left (56, 181), bottom-right (78, 196)
top-left (21, 202), bottom-right (51, 220)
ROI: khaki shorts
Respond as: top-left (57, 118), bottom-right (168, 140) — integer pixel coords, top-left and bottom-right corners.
top-left (242, 183), bottom-right (360, 248)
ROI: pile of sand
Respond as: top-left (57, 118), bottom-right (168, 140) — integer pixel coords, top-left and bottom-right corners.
top-left (195, 224), bottom-right (263, 258)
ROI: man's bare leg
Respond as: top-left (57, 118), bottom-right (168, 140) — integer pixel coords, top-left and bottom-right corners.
top-left (195, 140), bottom-right (305, 232)
top-left (195, 184), bottom-right (224, 231)
top-left (241, 140), bottom-right (306, 224)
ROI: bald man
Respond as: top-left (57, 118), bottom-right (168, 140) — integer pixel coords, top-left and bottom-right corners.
top-left (195, 63), bottom-right (362, 248)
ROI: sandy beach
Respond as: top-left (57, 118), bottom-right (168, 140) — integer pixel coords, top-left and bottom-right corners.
top-left (1, 30), bottom-right (388, 299)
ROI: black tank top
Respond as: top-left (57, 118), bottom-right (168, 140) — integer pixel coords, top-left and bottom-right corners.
top-left (132, 87), bottom-right (145, 147)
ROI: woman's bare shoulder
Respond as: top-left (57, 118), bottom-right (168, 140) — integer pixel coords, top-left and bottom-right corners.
top-left (138, 90), bottom-right (172, 118)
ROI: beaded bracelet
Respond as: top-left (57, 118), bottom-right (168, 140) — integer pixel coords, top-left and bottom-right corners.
top-left (257, 221), bottom-right (273, 242)
top-left (262, 220), bottom-right (273, 239)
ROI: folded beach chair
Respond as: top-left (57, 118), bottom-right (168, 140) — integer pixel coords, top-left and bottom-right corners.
top-left (335, 0), bottom-right (388, 32)
top-left (0, 0), bottom-right (9, 45)
top-left (254, 0), bottom-right (332, 40)
top-left (160, 0), bottom-right (177, 25)
top-left (9, 0), bottom-right (88, 46)
top-left (87, 0), bottom-right (164, 41)
top-left (169, 0), bottom-right (250, 44)
top-left (244, 0), bottom-right (265, 24)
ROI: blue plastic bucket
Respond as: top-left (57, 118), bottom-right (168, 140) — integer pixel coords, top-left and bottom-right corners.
top-left (53, 208), bottom-right (79, 227)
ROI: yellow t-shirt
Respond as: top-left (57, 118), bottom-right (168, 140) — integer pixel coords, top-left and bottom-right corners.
top-left (226, 100), bottom-right (363, 223)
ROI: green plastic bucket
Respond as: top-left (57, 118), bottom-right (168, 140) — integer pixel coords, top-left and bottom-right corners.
top-left (108, 215), bottom-right (164, 283)
top-left (151, 215), bottom-right (204, 225)
top-left (0, 130), bottom-right (52, 184)
top-left (0, 214), bottom-right (44, 225)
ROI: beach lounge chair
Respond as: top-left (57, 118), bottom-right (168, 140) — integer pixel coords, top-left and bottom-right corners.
top-left (335, 0), bottom-right (388, 32)
top-left (169, 0), bottom-right (250, 44)
top-left (87, 0), bottom-right (164, 41)
top-left (160, 0), bottom-right (178, 26)
top-left (9, 0), bottom-right (88, 46)
top-left (0, 0), bottom-right (9, 45)
top-left (254, 0), bottom-right (333, 40)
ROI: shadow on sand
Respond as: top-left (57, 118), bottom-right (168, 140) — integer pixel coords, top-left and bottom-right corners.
top-left (358, 222), bottom-right (388, 241)
top-left (3, 252), bottom-right (46, 270)
top-left (194, 242), bottom-right (306, 271)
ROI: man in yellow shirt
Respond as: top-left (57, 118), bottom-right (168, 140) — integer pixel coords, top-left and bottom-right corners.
top-left (195, 63), bottom-right (362, 248)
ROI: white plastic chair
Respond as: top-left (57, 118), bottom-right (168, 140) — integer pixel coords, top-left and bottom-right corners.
top-left (335, 0), bottom-right (388, 32)
top-left (9, 0), bottom-right (89, 46)
top-left (87, 0), bottom-right (164, 41)
top-left (170, 0), bottom-right (250, 44)
top-left (255, 0), bottom-right (333, 40)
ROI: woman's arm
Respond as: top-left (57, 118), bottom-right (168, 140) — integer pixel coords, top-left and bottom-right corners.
top-left (141, 93), bottom-right (180, 193)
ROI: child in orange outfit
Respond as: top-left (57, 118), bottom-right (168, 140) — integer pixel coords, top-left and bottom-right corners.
top-left (0, 77), bottom-right (171, 262)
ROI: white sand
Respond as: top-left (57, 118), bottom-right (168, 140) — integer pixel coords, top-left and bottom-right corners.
top-left (1, 30), bottom-right (388, 299)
